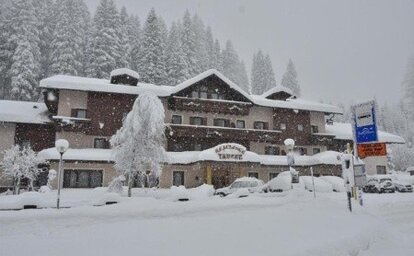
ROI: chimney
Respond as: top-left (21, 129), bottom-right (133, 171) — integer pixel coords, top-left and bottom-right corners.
top-left (110, 68), bottom-right (140, 86)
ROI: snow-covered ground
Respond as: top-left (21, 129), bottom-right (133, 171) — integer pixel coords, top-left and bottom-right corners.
top-left (1, 188), bottom-right (414, 256)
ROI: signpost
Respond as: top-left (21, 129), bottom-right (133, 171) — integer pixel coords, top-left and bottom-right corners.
top-left (351, 100), bottom-right (380, 207)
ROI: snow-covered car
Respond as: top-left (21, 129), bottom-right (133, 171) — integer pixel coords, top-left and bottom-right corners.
top-left (393, 180), bottom-right (413, 192)
top-left (364, 178), bottom-right (395, 193)
top-left (379, 178), bottom-right (395, 193)
top-left (262, 171), bottom-right (292, 192)
top-left (320, 176), bottom-right (345, 192)
top-left (300, 176), bottom-right (333, 192)
top-left (214, 177), bottom-right (264, 197)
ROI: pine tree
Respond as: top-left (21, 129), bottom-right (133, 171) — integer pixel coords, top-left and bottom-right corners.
top-left (139, 8), bottom-right (167, 84)
top-left (87, 0), bottom-right (121, 78)
top-left (281, 59), bottom-right (301, 96)
top-left (250, 50), bottom-right (266, 94)
top-left (0, 6), bottom-right (14, 99)
top-left (205, 26), bottom-right (215, 69)
top-left (165, 21), bottom-right (189, 85)
top-left (50, 0), bottom-right (89, 76)
top-left (118, 6), bottom-right (132, 69)
top-left (128, 15), bottom-right (142, 71)
top-left (238, 60), bottom-right (250, 93)
top-left (402, 56), bottom-right (414, 123)
top-left (212, 39), bottom-right (222, 71)
top-left (181, 10), bottom-right (198, 77)
top-left (128, 15), bottom-right (141, 72)
top-left (8, 0), bottom-right (41, 101)
top-left (264, 54), bottom-right (277, 91)
top-left (192, 14), bottom-right (208, 73)
top-left (222, 40), bottom-right (240, 85)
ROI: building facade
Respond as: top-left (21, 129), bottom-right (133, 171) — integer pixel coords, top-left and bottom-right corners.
top-left (0, 69), bottom-right (405, 190)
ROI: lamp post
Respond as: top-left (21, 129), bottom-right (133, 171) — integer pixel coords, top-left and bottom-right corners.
top-left (284, 138), bottom-right (298, 183)
top-left (55, 139), bottom-right (69, 209)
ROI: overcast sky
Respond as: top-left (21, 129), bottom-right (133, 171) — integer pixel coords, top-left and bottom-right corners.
top-left (86, 0), bottom-right (414, 105)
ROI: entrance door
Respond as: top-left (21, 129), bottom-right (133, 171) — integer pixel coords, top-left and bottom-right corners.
top-left (212, 168), bottom-right (230, 189)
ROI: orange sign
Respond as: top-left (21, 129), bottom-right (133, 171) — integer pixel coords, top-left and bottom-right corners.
top-left (357, 143), bottom-right (387, 158)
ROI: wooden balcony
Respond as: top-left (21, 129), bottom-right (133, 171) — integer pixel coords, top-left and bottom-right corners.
top-left (167, 96), bottom-right (252, 116)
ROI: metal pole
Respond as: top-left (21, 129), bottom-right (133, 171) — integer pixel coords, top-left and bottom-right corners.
top-left (57, 152), bottom-right (63, 209)
top-left (311, 167), bottom-right (316, 198)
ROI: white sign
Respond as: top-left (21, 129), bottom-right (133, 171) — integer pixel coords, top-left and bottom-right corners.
top-left (215, 144), bottom-right (246, 160)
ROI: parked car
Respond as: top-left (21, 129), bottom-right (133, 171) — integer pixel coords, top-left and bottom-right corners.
top-left (379, 178), bottom-right (396, 193)
top-left (262, 171), bottom-right (292, 193)
top-left (364, 178), bottom-right (395, 193)
top-left (214, 177), bottom-right (265, 197)
top-left (393, 180), bottom-right (413, 192)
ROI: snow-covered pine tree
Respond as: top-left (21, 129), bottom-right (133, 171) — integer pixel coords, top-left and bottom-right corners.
top-left (263, 54), bottom-right (277, 92)
top-left (192, 14), bottom-right (208, 73)
top-left (402, 56), bottom-right (414, 126)
top-left (50, 0), bottom-right (89, 76)
top-left (0, 6), bottom-right (13, 99)
top-left (212, 39), bottom-right (222, 71)
top-left (205, 26), bottom-right (215, 70)
top-left (33, 0), bottom-right (55, 80)
top-left (281, 59), bottom-right (301, 96)
top-left (118, 6), bottom-right (132, 69)
top-left (110, 92), bottom-right (166, 197)
top-left (8, 0), bottom-right (41, 101)
top-left (165, 21), bottom-right (189, 85)
top-left (238, 60), bottom-right (250, 93)
top-left (87, 0), bottom-right (121, 78)
top-left (157, 15), bottom-right (169, 84)
top-left (138, 8), bottom-right (167, 84)
top-left (250, 50), bottom-right (266, 94)
top-left (222, 40), bottom-right (241, 85)
top-left (129, 15), bottom-right (142, 72)
top-left (181, 10), bottom-right (198, 77)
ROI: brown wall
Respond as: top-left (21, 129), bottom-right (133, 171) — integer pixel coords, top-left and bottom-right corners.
top-left (273, 109), bottom-right (311, 145)
top-left (15, 123), bottom-right (55, 152)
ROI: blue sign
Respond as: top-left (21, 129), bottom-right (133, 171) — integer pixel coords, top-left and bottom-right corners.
top-left (352, 101), bottom-right (378, 144)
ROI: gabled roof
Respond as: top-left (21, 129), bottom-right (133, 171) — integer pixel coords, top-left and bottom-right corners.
top-left (0, 100), bottom-right (51, 124)
top-left (171, 69), bottom-right (252, 102)
top-left (325, 122), bottom-right (405, 144)
top-left (261, 86), bottom-right (293, 98)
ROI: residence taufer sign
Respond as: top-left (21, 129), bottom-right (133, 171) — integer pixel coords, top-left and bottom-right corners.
top-left (215, 144), bottom-right (246, 160)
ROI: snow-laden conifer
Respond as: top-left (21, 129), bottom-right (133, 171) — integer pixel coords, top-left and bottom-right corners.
top-left (281, 59), bottom-right (301, 96)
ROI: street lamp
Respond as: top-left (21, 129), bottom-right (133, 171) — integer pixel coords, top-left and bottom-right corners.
top-left (55, 139), bottom-right (69, 209)
top-left (284, 138), bottom-right (298, 183)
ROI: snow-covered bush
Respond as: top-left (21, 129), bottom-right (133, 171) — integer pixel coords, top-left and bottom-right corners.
top-left (0, 145), bottom-right (44, 194)
top-left (110, 92), bottom-right (166, 197)
top-left (107, 175), bottom-right (125, 194)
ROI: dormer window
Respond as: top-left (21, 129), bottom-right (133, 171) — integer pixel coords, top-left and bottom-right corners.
top-left (72, 109), bottom-right (87, 118)
top-left (110, 68), bottom-right (139, 86)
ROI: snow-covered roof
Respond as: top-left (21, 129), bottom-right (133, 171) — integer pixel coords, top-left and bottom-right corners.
top-left (261, 86), bottom-right (293, 98)
top-left (40, 75), bottom-right (172, 97)
top-left (38, 146), bottom-right (347, 167)
top-left (40, 69), bottom-right (342, 114)
top-left (0, 100), bottom-right (51, 124)
top-left (325, 122), bottom-right (405, 144)
top-left (110, 68), bottom-right (140, 79)
top-left (171, 69), bottom-right (252, 101)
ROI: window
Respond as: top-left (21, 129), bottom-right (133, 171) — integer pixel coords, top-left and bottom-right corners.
top-left (248, 172), bottom-right (259, 179)
top-left (236, 120), bottom-right (245, 129)
top-left (312, 148), bottom-right (321, 155)
top-left (311, 125), bottom-right (319, 133)
top-left (297, 124), bottom-right (304, 131)
top-left (254, 121), bottom-right (268, 130)
top-left (280, 123), bottom-right (286, 130)
top-left (173, 171), bottom-right (185, 186)
top-left (269, 173), bottom-right (278, 180)
top-left (63, 170), bottom-right (103, 188)
top-left (297, 147), bottom-right (306, 155)
top-left (191, 86), bottom-right (208, 99)
top-left (210, 92), bottom-right (219, 99)
top-left (190, 116), bottom-right (205, 126)
top-left (94, 138), bottom-right (109, 149)
top-left (265, 146), bottom-right (280, 155)
top-left (72, 109), bottom-right (87, 118)
top-left (214, 118), bottom-right (230, 127)
top-left (171, 115), bottom-right (182, 124)
top-left (376, 166), bottom-right (386, 175)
